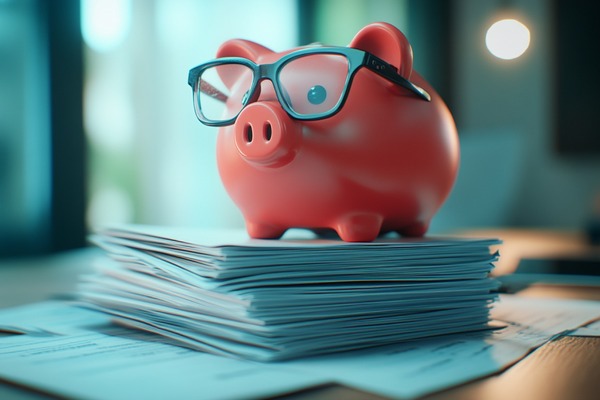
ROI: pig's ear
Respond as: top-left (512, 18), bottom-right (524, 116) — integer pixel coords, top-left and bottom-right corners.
top-left (217, 39), bottom-right (274, 62)
top-left (215, 40), bottom-right (273, 88)
top-left (349, 22), bottom-right (413, 79)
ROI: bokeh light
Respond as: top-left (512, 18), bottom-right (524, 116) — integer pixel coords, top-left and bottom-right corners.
top-left (485, 19), bottom-right (530, 60)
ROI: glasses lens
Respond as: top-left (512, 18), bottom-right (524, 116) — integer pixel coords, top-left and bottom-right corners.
top-left (278, 53), bottom-right (349, 117)
top-left (195, 63), bottom-right (254, 123)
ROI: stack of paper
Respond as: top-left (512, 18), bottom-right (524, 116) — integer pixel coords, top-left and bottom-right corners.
top-left (78, 225), bottom-right (501, 361)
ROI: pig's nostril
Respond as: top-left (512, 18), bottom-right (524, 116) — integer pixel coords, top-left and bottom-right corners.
top-left (264, 123), bottom-right (272, 142)
top-left (245, 125), bottom-right (253, 143)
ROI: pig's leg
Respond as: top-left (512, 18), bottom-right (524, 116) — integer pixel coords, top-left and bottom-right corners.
top-left (246, 221), bottom-right (287, 239)
top-left (398, 221), bottom-right (428, 237)
top-left (335, 213), bottom-right (383, 242)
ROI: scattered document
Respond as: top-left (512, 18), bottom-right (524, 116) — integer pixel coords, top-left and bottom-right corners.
top-left (301, 294), bottom-right (600, 399)
top-left (566, 318), bottom-right (600, 337)
top-left (0, 301), bottom-right (327, 400)
top-left (78, 225), bottom-right (501, 361)
top-left (0, 295), bottom-right (598, 400)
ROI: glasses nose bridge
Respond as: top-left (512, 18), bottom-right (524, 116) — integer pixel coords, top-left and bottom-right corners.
top-left (257, 63), bottom-right (277, 81)
top-left (252, 63), bottom-right (284, 103)
top-left (255, 63), bottom-right (279, 92)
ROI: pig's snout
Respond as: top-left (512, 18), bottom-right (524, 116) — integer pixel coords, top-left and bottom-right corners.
top-left (234, 102), bottom-right (302, 167)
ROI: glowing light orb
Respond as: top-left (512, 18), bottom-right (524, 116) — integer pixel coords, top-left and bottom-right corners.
top-left (485, 19), bottom-right (530, 60)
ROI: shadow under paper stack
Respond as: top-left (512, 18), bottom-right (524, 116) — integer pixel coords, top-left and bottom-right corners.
top-left (78, 225), bottom-right (501, 361)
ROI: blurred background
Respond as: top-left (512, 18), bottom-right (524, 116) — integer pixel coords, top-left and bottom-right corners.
top-left (1, 0), bottom-right (599, 258)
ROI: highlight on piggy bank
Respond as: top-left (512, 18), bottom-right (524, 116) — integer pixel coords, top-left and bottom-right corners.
top-left (187, 22), bottom-right (459, 242)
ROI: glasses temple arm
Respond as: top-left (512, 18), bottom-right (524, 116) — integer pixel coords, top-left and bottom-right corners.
top-left (364, 54), bottom-right (431, 102)
top-left (199, 79), bottom-right (229, 103)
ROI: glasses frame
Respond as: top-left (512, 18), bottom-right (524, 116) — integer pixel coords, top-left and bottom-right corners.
top-left (188, 46), bottom-right (431, 127)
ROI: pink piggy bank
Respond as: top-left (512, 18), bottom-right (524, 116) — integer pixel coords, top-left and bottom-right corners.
top-left (188, 22), bottom-right (459, 242)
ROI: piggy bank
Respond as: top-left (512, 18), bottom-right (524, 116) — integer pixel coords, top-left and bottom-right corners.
top-left (188, 22), bottom-right (459, 242)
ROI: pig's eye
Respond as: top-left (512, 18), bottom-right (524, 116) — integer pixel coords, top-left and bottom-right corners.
top-left (307, 85), bottom-right (327, 105)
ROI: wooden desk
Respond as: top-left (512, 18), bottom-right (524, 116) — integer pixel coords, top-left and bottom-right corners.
top-left (0, 230), bottom-right (599, 400)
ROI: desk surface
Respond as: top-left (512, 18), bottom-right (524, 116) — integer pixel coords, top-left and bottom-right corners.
top-left (0, 229), bottom-right (599, 400)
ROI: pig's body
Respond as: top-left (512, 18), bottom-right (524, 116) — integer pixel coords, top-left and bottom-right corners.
top-left (214, 23), bottom-right (459, 242)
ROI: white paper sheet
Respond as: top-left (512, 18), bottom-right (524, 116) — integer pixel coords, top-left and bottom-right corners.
top-left (565, 318), bottom-right (600, 337)
top-left (0, 301), bottom-right (327, 400)
top-left (1, 294), bottom-right (598, 400)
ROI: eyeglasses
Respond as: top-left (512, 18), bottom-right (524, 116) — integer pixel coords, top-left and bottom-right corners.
top-left (188, 46), bottom-right (431, 127)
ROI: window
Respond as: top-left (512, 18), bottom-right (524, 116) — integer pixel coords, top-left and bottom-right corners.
top-left (82, 0), bottom-right (298, 230)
